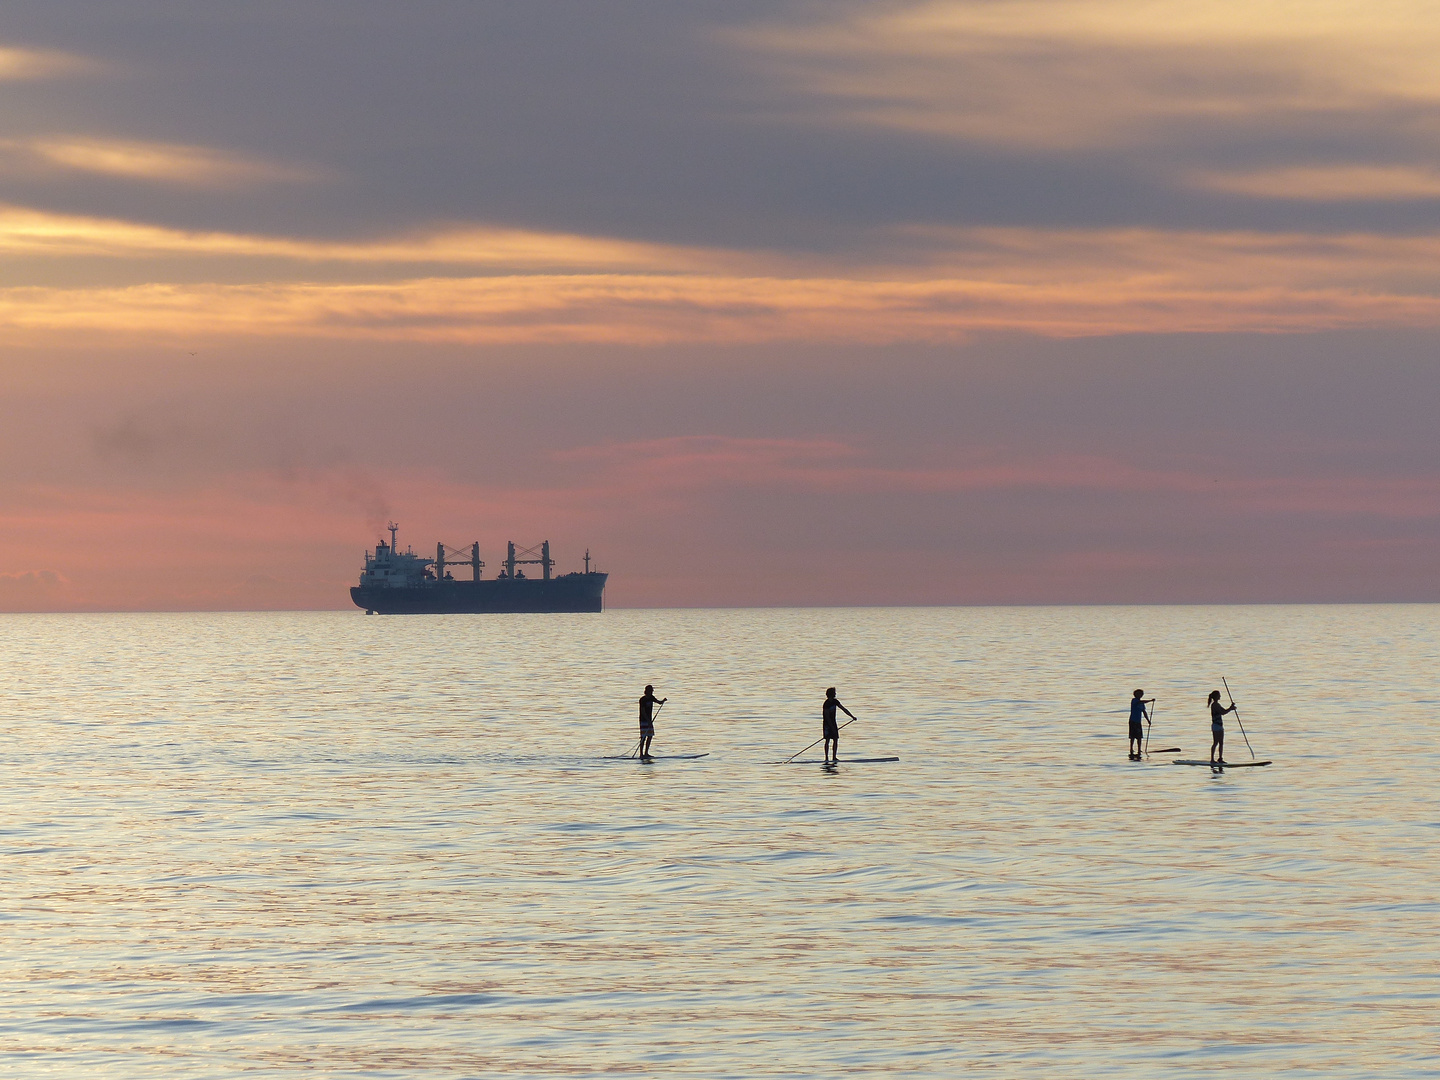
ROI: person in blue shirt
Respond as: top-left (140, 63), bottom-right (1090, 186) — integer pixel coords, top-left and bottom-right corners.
top-left (1207, 690), bottom-right (1237, 764)
top-left (1128, 689), bottom-right (1154, 759)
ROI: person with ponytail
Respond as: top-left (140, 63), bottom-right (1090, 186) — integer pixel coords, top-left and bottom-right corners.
top-left (1207, 690), bottom-right (1236, 765)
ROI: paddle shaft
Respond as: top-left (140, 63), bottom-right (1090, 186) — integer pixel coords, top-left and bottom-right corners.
top-left (783, 713), bottom-right (858, 764)
top-left (1144, 701), bottom-right (1155, 754)
top-left (1222, 676), bottom-right (1255, 760)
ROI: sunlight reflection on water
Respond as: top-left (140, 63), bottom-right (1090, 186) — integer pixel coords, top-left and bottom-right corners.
top-left (1, 606), bottom-right (1437, 1077)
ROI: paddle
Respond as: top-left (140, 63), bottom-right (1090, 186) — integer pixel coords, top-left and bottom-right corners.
top-left (1144, 700), bottom-right (1181, 755)
top-left (782, 713), bottom-right (859, 764)
top-left (1222, 676), bottom-right (1255, 760)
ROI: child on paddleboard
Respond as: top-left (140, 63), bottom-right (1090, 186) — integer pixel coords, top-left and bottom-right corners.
top-left (1208, 690), bottom-right (1236, 765)
top-left (1128, 689), bottom-right (1154, 759)
top-left (638, 685), bottom-right (666, 758)
top-left (823, 687), bottom-right (855, 763)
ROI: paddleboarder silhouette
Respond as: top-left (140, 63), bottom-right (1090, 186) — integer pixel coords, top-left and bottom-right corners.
top-left (823, 687), bottom-right (855, 763)
top-left (639, 684), bottom-right (666, 758)
top-left (1207, 690), bottom-right (1236, 765)
top-left (1129, 689), bottom-right (1154, 759)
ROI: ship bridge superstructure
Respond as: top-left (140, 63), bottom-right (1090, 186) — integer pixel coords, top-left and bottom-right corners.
top-left (359, 522), bottom-right (486, 589)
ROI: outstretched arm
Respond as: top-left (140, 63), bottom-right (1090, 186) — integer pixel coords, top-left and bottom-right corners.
top-left (841, 705), bottom-right (855, 720)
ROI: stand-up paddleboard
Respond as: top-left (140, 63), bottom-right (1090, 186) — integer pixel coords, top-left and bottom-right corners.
top-left (1172, 759), bottom-right (1272, 768)
top-left (602, 753), bottom-right (709, 760)
top-left (769, 756), bottom-right (900, 765)
top-left (1147, 747), bottom-right (1182, 754)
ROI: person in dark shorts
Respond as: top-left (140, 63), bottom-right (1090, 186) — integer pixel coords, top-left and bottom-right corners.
top-left (1207, 690), bottom-right (1236, 765)
top-left (822, 687), bottom-right (855, 763)
top-left (638, 684), bottom-right (666, 757)
top-left (1128, 689), bottom-right (1155, 759)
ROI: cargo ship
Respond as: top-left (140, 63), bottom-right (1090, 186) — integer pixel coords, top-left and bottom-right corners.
top-left (351, 523), bottom-right (607, 614)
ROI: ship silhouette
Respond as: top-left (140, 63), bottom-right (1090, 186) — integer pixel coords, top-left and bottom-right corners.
top-left (351, 523), bottom-right (607, 614)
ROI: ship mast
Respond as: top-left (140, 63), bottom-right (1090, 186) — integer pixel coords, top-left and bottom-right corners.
top-left (387, 521), bottom-right (399, 552)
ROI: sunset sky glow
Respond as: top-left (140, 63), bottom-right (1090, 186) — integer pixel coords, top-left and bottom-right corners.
top-left (2, 1), bottom-right (1439, 609)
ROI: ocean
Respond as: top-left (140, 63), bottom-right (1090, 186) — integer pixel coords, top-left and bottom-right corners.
top-left (1, 605), bottom-right (1436, 1077)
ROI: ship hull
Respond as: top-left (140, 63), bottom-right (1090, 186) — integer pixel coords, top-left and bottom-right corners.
top-left (351, 572), bottom-right (606, 614)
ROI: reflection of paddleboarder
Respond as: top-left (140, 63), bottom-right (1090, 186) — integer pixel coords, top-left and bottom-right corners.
top-left (822, 687), bottom-right (855, 764)
top-left (639, 684), bottom-right (666, 758)
top-left (1128, 689), bottom-right (1154, 760)
top-left (1207, 690), bottom-right (1236, 765)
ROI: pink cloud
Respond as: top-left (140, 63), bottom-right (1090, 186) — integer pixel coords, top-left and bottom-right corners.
top-left (0, 568), bottom-right (70, 611)
top-left (3, 437), bottom-right (1439, 611)
top-left (553, 436), bottom-right (1440, 518)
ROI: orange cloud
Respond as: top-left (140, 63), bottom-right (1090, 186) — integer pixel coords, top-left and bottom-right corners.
top-left (0, 203), bottom-right (733, 270)
top-left (3, 201), bottom-right (1440, 342)
top-left (1189, 166), bottom-right (1440, 201)
top-left (734, 0), bottom-right (1440, 149)
top-left (3, 263), bottom-right (1440, 345)
top-left (0, 44), bottom-right (93, 81)
top-left (3, 137), bottom-right (316, 186)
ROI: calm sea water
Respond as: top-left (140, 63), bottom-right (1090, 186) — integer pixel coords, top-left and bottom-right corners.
top-left (1, 606), bottom-right (1437, 1078)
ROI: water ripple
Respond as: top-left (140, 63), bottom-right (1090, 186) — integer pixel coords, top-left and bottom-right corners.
top-left (1, 606), bottom-right (1438, 1077)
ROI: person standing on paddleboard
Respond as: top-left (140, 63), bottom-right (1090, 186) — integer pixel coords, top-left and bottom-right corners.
top-left (1208, 690), bottom-right (1236, 765)
top-left (823, 687), bottom-right (855, 763)
top-left (1129, 689), bottom-right (1155, 760)
top-left (639, 685), bottom-right (666, 758)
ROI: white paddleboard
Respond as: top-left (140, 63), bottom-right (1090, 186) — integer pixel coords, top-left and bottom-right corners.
top-left (1172, 759), bottom-right (1272, 768)
top-left (602, 753), bottom-right (710, 760)
top-left (770, 756), bottom-right (900, 765)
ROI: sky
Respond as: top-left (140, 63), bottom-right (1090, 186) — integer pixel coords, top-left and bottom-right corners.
top-left (2, 0), bottom-right (1440, 610)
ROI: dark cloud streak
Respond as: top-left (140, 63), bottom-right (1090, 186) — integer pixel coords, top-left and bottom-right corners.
top-left (3, 1), bottom-right (1438, 253)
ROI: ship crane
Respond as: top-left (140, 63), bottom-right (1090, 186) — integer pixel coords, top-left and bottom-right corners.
top-left (433, 541), bottom-right (485, 582)
top-left (503, 541), bottom-right (554, 581)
